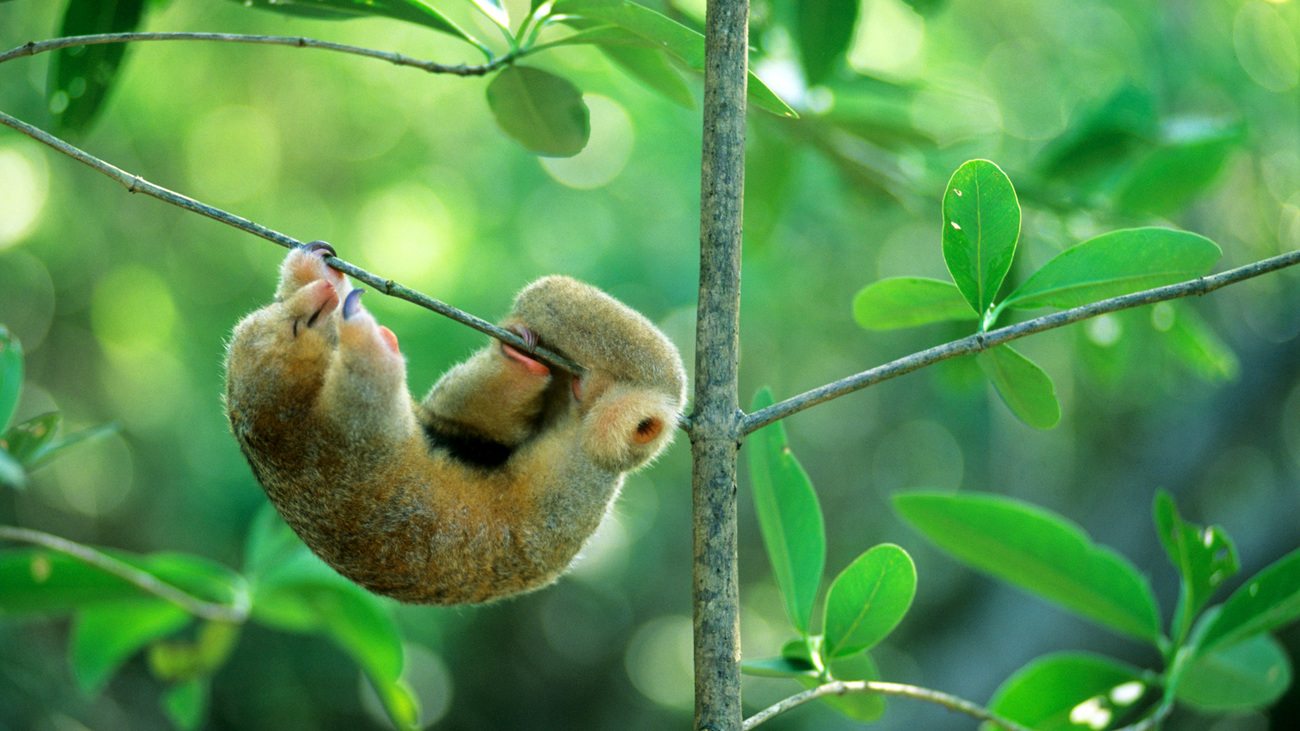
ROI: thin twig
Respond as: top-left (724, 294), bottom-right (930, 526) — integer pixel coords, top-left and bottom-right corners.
top-left (0, 110), bottom-right (584, 375)
top-left (744, 679), bottom-right (1174, 731)
top-left (0, 32), bottom-right (510, 75)
top-left (0, 525), bottom-right (249, 624)
top-left (741, 249), bottom-right (1300, 435)
top-left (743, 680), bottom-right (1035, 731)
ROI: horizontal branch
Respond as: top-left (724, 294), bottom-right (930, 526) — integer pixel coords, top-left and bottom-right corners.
top-left (0, 110), bottom-right (584, 375)
top-left (743, 679), bottom-right (1035, 731)
top-left (0, 32), bottom-right (508, 75)
top-left (742, 247), bottom-right (1300, 435)
top-left (0, 525), bottom-right (249, 624)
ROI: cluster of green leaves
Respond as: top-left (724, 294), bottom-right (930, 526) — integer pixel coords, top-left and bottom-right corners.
top-left (769, 0), bottom-right (944, 88)
top-left (46, 0), bottom-right (794, 155)
top-left (741, 388), bottom-right (915, 723)
top-left (853, 159), bottom-right (1224, 430)
top-left (0, 326), bottom-right (116, 490)
top-left (898, 490), bottom-right (1300, 727)
top-left (742, 382), bottom-right (1300, 726)
top-left (1036, 85), bottom-right (1248, 217)
top-left (0, 329), bottom-right (418, 730)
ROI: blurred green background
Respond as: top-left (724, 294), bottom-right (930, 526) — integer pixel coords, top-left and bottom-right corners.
top-left (2, 0), bottom-right (1299, 728)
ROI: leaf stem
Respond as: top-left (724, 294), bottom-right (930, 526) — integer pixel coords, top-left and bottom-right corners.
top-left (742, 248), bottom-right (1300, 435)
top-left (0, 109), bottom-right (583, 376)
top-left (0, 525), bottom-right (249, 624)
top-left (0, 32), bottom-right (510, 75)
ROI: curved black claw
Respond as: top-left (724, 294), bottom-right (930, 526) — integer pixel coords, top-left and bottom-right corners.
top-left (342, 288), bottom-right (365, 319)
top-left (304, 241), bottom-right (336, 258)
top-left (511, 326), bottom-right (538, 351)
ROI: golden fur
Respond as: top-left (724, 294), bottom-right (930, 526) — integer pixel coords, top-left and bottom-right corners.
top-left (225, 245), bottom-right (686, 604)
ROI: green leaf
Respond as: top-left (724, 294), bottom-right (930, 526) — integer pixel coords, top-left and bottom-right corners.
top-left (468, 0), bottom-right (509, 29)
top-left (900, 0), bottom-right (946, 14)
top-left (823, 544), bottom-right (915, 658)
top-left (1199, 545), bottom-right (1300, 653)
top-left (0, 450), bottom-right (25, 490)
top-left (987, 652), bottom-right (1148, 731)
top-left (147, 620), bottom-right (241, 683)
top-left (543, 24), bottom-right (657, 49)
top-left (71, 599), bottom-right (192, 693)
top-left (894, 492), bottom-right (1163, 643)
top-left (1115, 118), bottom-right (1246, 217)
top-left (1153, 490), bottom-right (1238, 642)
top-left (1177, 634), bottom-right (1292, 711)
top-left (50, 0), bottom-right (148, 134)
top-left (0, 326), bottom-right (22, 432)
top-left (1000, 228), bottom-right (1222, 311)
top-left (231, 0), bottom-right (478, 46)
top-left (3, 411), bottom-right (118, 474)
top-left (740, 655), bottom-right (818, 678)
top-left (161, 677), bottom-right (209, 731)
top-left (25, 423), bottom-right (119, 472)
top-left (487, 66), bottom-right (591, 157)
top-left (549, 0), bottom-right (796, 117)
top-left (243, 502), bottom-right (308, 579)
top-left (1156, 304), bottom-right (1239, 382)
top-left (942, 160), bottom-right (1021, 319)
top-left (852, 278), bottom-right (977, 330)
top-left (802, 649), bottom-right (885, 722)
top-left (250, 536), bottom-right (417, 730)
top-left (1036, 84), bottom-right (1156, 187)
top-left (3, 412), bottom-right (61, 466)
top-left (597, 44), bottom-right (695, 108)
top-left (134, 553), bottom-right (249, 607)
top-left (747, 388), bottom-right (826, 636)
top-left (797, 0), bottom-right (859, 86)
top-left (0, 550), bottom-right (143, 614)
top-left (976, 345), bottom-right (1061, 430)
top-left (0, 547), bottom-right (247, 617)
top-left (816, 77), bottom-right (936, 149)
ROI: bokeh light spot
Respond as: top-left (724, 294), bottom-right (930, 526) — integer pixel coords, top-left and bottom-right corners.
top-left (35, 432), bottom-right (134, 517)
top-left (185, 105), bottom-right (282, 204)
top-left (1234, 2), bottom-right (1299, 92)
top-left (361, 644), bottom-right (452, 727)
top-left (0, 250), bottom-right (55, 349)
top-left (356, 183), bottom-right (460, 292)
top-left (542, 95), bottom-right (634, 190)
top-left (1086, 313), bottom-right (1124, 345)
top-left (91, 265), bottom-right (177, 353)
top-left (849, 0), bottom-right (925, 76)
top-left (624, 615), bottom-right (693, 710)
top-left (984, 41), bottom-right (1067, 140)
top-left (0, 141), bottom-right (50, 249)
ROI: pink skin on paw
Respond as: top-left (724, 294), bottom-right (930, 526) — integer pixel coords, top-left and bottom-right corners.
top-left (340, 289), bottom-right (401, 355)
top-left (378, 326), bottom-right (400, 354)
top-left (302, 280), bottom-right (340, 322)
top-left (501, 342), bottom-right (551, 378)
top-left (287, 244), bottom-right (344, 290)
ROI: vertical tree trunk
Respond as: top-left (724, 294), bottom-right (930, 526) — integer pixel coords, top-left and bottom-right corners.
top-left (693, 0), bottom-right (747, 726)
